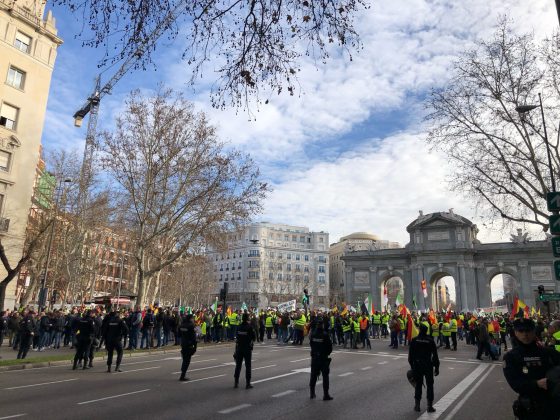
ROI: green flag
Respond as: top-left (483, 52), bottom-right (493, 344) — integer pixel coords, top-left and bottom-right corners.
top-left (412, 295), bottom-right (417, 310)
top-left (211, 297), bottom-right (218, 312)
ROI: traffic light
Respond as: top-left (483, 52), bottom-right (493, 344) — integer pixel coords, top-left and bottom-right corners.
top-left (538, 285), bottom-right (545, 300)
top-left (219, 282), bottom-right (229, 301)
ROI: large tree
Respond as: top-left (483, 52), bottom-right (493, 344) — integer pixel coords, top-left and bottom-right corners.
top-left (426, 21), bottom-right (560, 234)
top-left (101, 89), bottom-right (268, 307)
top-left (53, 0), bottom-right (368, 108)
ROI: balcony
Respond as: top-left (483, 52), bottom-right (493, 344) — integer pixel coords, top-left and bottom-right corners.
top-left (0, 217), bottom-right (9, 233)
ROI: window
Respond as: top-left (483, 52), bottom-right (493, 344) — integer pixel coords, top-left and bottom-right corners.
top-left (277, 262), bottom-right (282, 270)
top-left (286, 274), bottom-right (292, 281)
top-left (269, 251), bottom-right (274, 258)
top-left (295, 275), bottom-right (301, 281)
top-left (304, 266), bottom-right (309, 272)
top-left (287, 264), bottom-right (291, 271)
top-left (300, 236), bottom-right (305, 243)
top-left (304, 275), bottom-right (309, 282)
top-left (284, 234), bottom-right (289, 241)
top-left (304, 255), bottom-right (309, 261)
top-left (269, 272), bottom-right (274, 280)
top-left (0, 150), bottom-right (11, 172)
top-left (287, 253), bottom-right (291, 260)
top-left (6, 67), bottom-right (25, 89)
top-left (248, 249), bottom-right (259, 257)
top-left (14, 32), bottom-right (31, 53)
top-left (295, 264), bottom-right (301, 271)
top-left (319, 237), bottom-right (324, 243)
top-left (0, 103), bottom-right (18, 130)
top-left (318, 256), bottom-right (327, 263)
top-left (269, 262), bottom-right (274, 269)
top-left (248, 271), bottom-right (259, 279)
top-left (292, 235), bottom-right (297, 242)
top-left (318, 265), bottom-right (325, 273)
top-left (318, 275), bottom-right (325, 283)
top-left (295, 254), bottom-right (300, 261)
top-left (277, 273), bottom-right (283, 280)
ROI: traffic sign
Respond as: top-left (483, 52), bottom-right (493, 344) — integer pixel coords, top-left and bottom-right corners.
top-left (555, 260), bottom-right (560, 281)
top-left (548, 192), bottom-right (560, 212)
top-left (553, 238), bottom-right (560, 258)
top-left (540, 292), bottom-right (560, 301)
top-left (550, 215), bottom-right (560, 235)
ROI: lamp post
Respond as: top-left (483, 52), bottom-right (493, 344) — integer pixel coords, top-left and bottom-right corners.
top-left (117, 256), bottom-right (125, 311)
top-left (515, 93), bottom-right (556, 193)
top-left (40, 177), bottom-right (72, 309)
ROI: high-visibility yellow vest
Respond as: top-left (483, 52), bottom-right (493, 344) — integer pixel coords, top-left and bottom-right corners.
top-left (442, 322), bottom-right (451, 337)
top-left (431, 322), bottom-right (439, 337)
top-left (372, 314), bottom-right (381, 324)
top-left (229, 313), bottom-right (239, 326)
top-left (330, 316), bottom-right (335, 328)
top-left (450, 319), bottom-right (457, 333)
top-left (342, 319), bottom-right (351, 332)
top-left (554, 331), bottom-right (560, 353)
top-left (353, 320), bottom-right (360, 333)
top-left (265, 316), bottom-right (273, 328)
top-left (295, 314), bottom-right (306, 329)
top-left (499, 321), bottom-right (506, 333)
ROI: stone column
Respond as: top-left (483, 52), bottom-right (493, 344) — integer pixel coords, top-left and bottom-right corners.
top-left (369, 266), bottom-right (380, 311)
top-left (344, 267), bottom-right (353, 304)
top-left (518, 261), bottom-right (532, 305)
top-left (475, 264), bottom-right (491, 308)
top-left (459, 263), bottom-right (468, 312)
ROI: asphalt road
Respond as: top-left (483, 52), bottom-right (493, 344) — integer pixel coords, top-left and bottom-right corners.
top-left (0, 338), bottom-right (516, 420)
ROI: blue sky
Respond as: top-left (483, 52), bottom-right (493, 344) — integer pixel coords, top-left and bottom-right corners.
top-left (41, 0), bottom-right (558, 246)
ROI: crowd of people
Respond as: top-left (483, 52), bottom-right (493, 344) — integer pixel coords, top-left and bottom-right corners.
top-left (1, 303), bottom-right (559, 361)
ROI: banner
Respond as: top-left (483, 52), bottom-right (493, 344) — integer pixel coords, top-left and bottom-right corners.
top-left (277, 299), bottom-right (296, 313)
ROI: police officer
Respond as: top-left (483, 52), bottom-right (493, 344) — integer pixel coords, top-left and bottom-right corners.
top-left (102, 309), bottom-right (128, 373)
top-left (16, 310), bottom-right (36, 360)
top-left (503, 318), bottom-right (560, 420)
top-left (73, 310), bottom-right (95, 370)
top-left (234, 313), bottom-right (256, 389)
top-left (88, 310), bottom-right (102, 368)
top-left (309, 316), bottom-right (333, 401)
top-left (408, 324), bottom-right (439, 413)
top-left (179, 314), bottom-right (197, 381)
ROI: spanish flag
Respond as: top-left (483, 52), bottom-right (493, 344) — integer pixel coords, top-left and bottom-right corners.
top-left (511, 297), bottom-right (529, 320)
top-left (428, 309), bottom-right (437, 325)
top-left (226, 306), bottom-right (232, 317)
top-left (407, 313), bottom-right (419, 342)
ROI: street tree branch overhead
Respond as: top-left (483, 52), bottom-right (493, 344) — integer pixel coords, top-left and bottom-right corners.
top-left (53, 0), bottom-right (368, 108)
top-left (426, 20), bottom-right (560, 234)
top-left (100, 88), bottom-right (268, 306)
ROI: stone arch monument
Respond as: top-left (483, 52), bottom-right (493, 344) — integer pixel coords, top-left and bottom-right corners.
top-left (341, 210), bottom-right (554, 312)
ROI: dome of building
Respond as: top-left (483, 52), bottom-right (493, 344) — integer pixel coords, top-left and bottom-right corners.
top-left (340, 232), bottom-right (380, 241)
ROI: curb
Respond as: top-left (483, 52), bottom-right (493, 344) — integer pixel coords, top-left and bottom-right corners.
top-left (0, 342), bottom-right (233, 372)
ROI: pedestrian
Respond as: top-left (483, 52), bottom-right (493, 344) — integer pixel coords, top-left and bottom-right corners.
top-left (16, 310), bottom-right (36, 360)
top-left (389, 315), bottom-right (400, 349)
top-left (476, 318), bottom-right (497, 361)
top-left (408, 324), bottom-right (439, 413)
top-left (309, 316), bottom-right (333, 401)
top-left (234, 313), bottom-right (256, 389)
top-left (360, 312), bottom-right (371, 349)
top-left (449, 315), bottom-right (458, 351)
top-left (73, 310), bottom-right (95, 370)
top-left (503, 318), bottom-right (560, 420)
top-left (140, 308), bottom-right (155, 349)
top-left (103, 309), bottom-right (128, 373)
top-left (178, 314), bottom-right (197, 381)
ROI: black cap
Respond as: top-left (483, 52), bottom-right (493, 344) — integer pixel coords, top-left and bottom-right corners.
top-left (513, 318), bottom-right (535, 332)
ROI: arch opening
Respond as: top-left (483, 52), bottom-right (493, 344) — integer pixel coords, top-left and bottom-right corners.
top-left (382, 276), bottom-right (404, 310)
top-left (431, 275), bottom-right (456, 311)
top-left (489, 273), bottom-right (517, 311)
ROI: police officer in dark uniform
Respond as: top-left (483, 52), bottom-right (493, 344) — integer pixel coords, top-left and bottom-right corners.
top-left (309, 316), bottom-right (333, 400)
top-left (408, 324), bottom-right (440, 413)
top-left (234, 313), bottom-right (256, 389)
top-left (16, 310), bottom-right (36, 360)
top-left (88, 310), bottom-right (102, 368)
top-left (503, 318), bottom-right (560, 420)
top-left (102, 309), bottom-right (128, 373)
top-left (73, 310), bottom-right (95, 370)
top-left (179, 314), bottom-right (197, 381)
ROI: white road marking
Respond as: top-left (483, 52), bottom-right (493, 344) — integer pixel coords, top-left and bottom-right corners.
top-left (218, 404), bottom-right (252, 414)
top-left (269, 350), bottom-right (280, 352)
top-left (0, 414), bottom-right (27, 419)
top-left (443, 357), bottom-right (457, 360)
top-left (418, 364), bottom-right (489, 420)
top-left (378, 361), bottom-right (387, 365)
top-left (118, 366), bottom-right (160, 374)
top-left (338, 372), bottom-right (354, 377)
top-left (191, 359), bottom-right (218, 364)
top-left (442, 365), bottom-right (496, 420)
top-left (183, 374), bottom-right (226, 383)
top-left (290, 358), bottom-right (310, 363)
top-left (392, 357), bottom-right (400, 360)
top-left (5, 379), bottom-right (78, 390)
top-left (361, 366), bottom-right (373, 371)
top-left (253, 365), bottom-right (277, 370)
top-left (399, 353), bottom-right (407, 356)
top-left (252, 368), bottom-right (309, 384)
top-left (172, 364), bottom-right (226, 374)
top-left (272, 390), bottom-right (296, 398)
top-left (78, 389), bottom-right (150, 405)
top-left (448, 367), bottom-right (455, 370)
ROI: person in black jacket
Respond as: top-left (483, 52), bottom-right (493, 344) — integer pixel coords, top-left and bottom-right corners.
top-left (408, 324), bottom-right (440, 413)
top-left (234, 313), bottom-right (256, 389)
top-left (103, 309), bottom-right (129, 372)
top-left (309, 316), bottom-right (333, 400)
top-left (88, 311), bottom-right (103, 368)
top-left (503, 318), bottom-right (560, 420)
top-left (17, 310), bottom-right (36, 359)
top-left (73, 310), bottom-right (95, 370)
top-left (178, 314), bottom-right (197, 381)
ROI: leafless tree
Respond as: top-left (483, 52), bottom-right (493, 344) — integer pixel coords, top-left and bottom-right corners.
top-left (426, 20), bottom-right (560, 234)
top-left (101, 88), bottom-right (268, 307)
top-left (52, 0), bottom-right (368, 109)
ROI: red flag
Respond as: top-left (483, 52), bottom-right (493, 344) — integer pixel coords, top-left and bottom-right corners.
top-left (407, 314), bottom-right (419, 342)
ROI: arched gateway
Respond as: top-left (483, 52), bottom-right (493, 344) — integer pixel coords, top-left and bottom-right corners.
top-left (341, 210), bottom-right (555, 312)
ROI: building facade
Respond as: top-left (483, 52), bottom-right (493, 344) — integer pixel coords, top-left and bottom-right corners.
top-left (0, 0), bottom-right (62, 308)
top-left (208, 222), bottom-right (329, 309)
top-left (329, 232), bottom-right (400, 305)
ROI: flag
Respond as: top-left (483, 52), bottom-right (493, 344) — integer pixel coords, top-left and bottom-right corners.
top-left (396, 290), bottom-right (403, 306)
top-left (538, 308), bottom-right (541, 317)
top-left (531, 307), bottom-right (536, 317)
top-left (383, 286), bottom-right (388, 307)
top-left (428, 309), bottom-right (436, 325)
top-left (511, 297), bottom-right (528, 319)
top-left (398, 304), bottom-right (410, 318)
top-left (444, 304), bottom-right (452, 322)
top-left (226, 306), bottom-right (232, 317)
top-left (362, 294), bottom-right (373, 314)
top-left (421, 279), bottom-right (428, 298)
top-left (407, 313), bottom-right (419, 342)
top-left (187, 307), bottom-right (192, 315)
top-left (412, 295), bottom-right (417, 310)
top-left (340, 304), bottom-right (348, 317)
top-left (211, 297), bottom-right (218, 312)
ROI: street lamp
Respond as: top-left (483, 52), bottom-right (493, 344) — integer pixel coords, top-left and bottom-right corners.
top-left (516, 93), bottom-right (556, 192)
top-left (117, 255), bottom-right (125, 310)
top-left (40, 177), bottom-right (72, 309)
